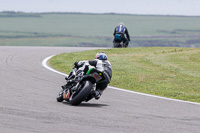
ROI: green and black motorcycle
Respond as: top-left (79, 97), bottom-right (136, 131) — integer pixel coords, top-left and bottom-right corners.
top-left (57, 66), bottom-right (107, 106)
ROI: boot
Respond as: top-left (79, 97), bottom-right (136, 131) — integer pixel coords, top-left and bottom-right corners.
top-left (92, 90), bottom-right (101, 100)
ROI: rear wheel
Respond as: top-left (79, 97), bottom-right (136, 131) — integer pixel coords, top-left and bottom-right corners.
top-left (69, 81), bottom-right (93, 106)
top-left (113, 42), bottom-right (120, 48)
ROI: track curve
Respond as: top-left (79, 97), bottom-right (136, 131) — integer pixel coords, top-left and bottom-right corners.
top-left (0, 46), bottom-right (200, 133)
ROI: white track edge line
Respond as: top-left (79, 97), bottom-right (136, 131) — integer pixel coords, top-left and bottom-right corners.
top-left (42, 55), bottom-right (200, 105)
top-left (42, 55), bottom-right (68, 77)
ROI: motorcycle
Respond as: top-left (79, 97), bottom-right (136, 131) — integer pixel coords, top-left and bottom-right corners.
top-left (56, 65), bottom-right (107, 106)
top-left (113, 33), bottom-right (127, 48)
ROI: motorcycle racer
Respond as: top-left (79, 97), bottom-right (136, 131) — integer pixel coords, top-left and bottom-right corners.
top-left (63, 52), bottom-right (112, 101)
top-left (113, 22), bottom-right (130, 47)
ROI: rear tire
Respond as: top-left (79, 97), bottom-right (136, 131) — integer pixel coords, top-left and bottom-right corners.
top-left (113, 41), bottom-right (123, 48)
top-left (113, 42), bottom-right (119, 48)
top-left (70, 81), bottom-right (93, 106)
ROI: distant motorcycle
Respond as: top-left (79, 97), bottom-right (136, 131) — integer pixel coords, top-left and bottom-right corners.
top-left (113, 33), bottom-right (127, 48)
top-left (57, 66), bottom-right (107, 106)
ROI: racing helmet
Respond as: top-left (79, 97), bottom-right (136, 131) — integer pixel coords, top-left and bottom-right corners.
top-left (118, 22), bottom-right (124, 26)
top-left (95, 52), bottom-right (107, 60)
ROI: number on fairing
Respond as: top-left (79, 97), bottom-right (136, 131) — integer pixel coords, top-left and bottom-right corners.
top-left (91, 72), bottom-right (102, 82)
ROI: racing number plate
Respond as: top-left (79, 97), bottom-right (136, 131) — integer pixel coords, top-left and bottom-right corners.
top-left (91, 72), bottom-right (102, 82)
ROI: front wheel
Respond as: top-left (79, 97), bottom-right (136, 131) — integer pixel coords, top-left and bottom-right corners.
top-left (69, 81), bottom-right (93, 106)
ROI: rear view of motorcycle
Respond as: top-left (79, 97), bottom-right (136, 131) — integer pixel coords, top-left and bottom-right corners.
top-left (113, 33), bottom-right (127, 48)
top-left (57, 67), bottom-right (106, 106)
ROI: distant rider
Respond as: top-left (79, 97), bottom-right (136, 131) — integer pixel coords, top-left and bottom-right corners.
top-left (64, 52), bottom-right (112, 101)
top-left (113, 22), bottom-right (130, 47)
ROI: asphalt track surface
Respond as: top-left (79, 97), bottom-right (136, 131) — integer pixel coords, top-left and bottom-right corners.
top-left (0, 46), bottom-right (200, 133)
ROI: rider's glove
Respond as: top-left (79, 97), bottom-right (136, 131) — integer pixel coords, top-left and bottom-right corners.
top-left (74, 61), bottom-right (79, 67)
top-left (74, 61), bottom-right (84, 68)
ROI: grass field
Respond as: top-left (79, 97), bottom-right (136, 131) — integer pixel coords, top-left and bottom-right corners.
top-left (49, 47), bottom-right (200, 103)
top-left (1, 12), bottom-right (200, 47)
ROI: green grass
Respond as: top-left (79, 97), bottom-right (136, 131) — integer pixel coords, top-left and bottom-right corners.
top-left (49, 47), bottom-right (200, 103)
top-left (1, 12), bottom-right (200, 47)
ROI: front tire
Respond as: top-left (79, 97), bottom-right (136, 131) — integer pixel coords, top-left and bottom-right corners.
top-left (70, 81), bottom-right (93, 106)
